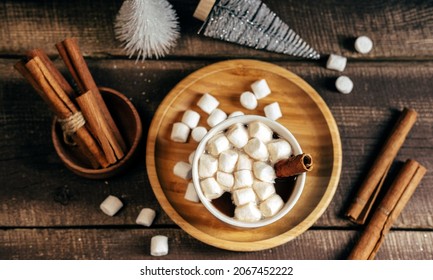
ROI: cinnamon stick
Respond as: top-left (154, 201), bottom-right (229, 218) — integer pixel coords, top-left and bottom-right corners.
top-left (348, 159), bottom-right (426, 260)
top-left (345, 108), bottom-right (417, 224)
top-left (274, 153), bottom-right (313, 178)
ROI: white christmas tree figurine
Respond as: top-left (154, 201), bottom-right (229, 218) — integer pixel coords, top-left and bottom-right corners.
top-left (114, 0), bottom-right (180, 60)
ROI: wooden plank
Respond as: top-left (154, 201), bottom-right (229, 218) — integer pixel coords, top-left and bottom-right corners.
top-left (0, 0), bottom-right (432, 59)
top-left (1, 59), bottom-right (432, 228)
top-left (0, 228), bottom-right (432, 259)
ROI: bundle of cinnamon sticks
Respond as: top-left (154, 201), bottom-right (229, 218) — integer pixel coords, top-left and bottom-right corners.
top-left (15, 38), bottom-right (126, 169)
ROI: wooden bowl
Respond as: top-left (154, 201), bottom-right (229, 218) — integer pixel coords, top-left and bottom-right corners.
top-left (52, 87), bottom-right (142, 179)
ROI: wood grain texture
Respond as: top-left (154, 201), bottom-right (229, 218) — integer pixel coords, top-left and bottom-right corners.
top-left (0, 0), bottom-right (432, 59)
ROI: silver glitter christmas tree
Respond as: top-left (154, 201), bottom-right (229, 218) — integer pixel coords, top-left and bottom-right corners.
top-left (196, 0), bottom-right (320, 59)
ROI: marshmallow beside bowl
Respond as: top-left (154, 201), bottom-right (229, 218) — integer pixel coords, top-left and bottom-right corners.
top-left (191, 115), bottom-right (305, 228)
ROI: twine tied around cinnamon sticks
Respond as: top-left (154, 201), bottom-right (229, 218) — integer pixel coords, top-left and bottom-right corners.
top-left (57, 111), bottom-right (86, 145)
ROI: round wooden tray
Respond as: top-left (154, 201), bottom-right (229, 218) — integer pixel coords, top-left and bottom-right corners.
top-left (146, 59), bottom-right (342, 251)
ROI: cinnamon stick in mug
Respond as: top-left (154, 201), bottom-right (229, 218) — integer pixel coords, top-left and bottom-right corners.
top-left (274, 153), bottom-right (313, 178)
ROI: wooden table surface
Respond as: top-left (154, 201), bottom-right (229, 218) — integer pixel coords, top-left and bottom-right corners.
top-left (1, 0), bottom-right (432, 260)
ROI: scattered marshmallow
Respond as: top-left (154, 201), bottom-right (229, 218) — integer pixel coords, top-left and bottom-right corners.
top-left (207, 134), bottom-right (230, 156)
top-left (216, 171), bottom-right (234, 191)
top-left (184, 182), bottom-right (200, 203)
top-left (207, 108), bottom-right (227, 127)
top-left (188, 151), bottom-right (195, 164)
top-left (260, 194), bottom-right (284, 218)
top-left (253, 180), bottom-right (276, 201)
top-left (253, 161), bottom-right (276, 183)
top-left (248, 121), bottom-right (273, 143)
top-left (173, 161), bottom-right (192, 180)
top-left (264, 102), bottom-right (282, 121)
top-left (150, 235), bottom-right (169, 256)
top-left (170, 122), bottom-right (190, 143)
top-left (234, 170), bottom-right (254, 189)
top-left (232, 187), bottom-right (257, 206)
top-left (234, 202), bottom-right (262, 222)
top-left (218, 149), bottom-right (239, 173)
top-left (197, 93), bottom-right (219, 114)
top-left (240, 91), bottom-right (258, 110)
top-left (200, 177), bottom-right (224, 200)
top-left (226, 123), bottom-right (249, 149)
top-left (236, 152), bottom-right (253, 171)
top-left (326, 54), bottom-right (347, 72)
top-left (191, 126), bottom-right (207, 142)
top-left (100, 195), bottom-right (123, 216)
top-left (267, 139), bottom-right (292, 164)
top-left (244, 138), bottom-right (269, 161)
top-left (228, 111), bottom-right (245, 118)
top-left (355, 36), bottom-right (373, 54)
top-left (136, 208), bottom-right (156, 227)
top-left (336, 75), bottom-right (354, 94)
top-left (251, 79), bottom-right (271, 99)
top-left (181, 110), bottom-right (200, 129)
top-left (198, 154), bottom-right (218, 178)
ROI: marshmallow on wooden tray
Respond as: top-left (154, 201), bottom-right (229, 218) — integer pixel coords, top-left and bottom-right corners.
top-left (170, 122), bottom-right (190, 143)
top-left (173, 161), bottom-right (192, 180)
top-left (234, 170), bottom-right (254, 189)
top-left (251, 79), bottom-right (271, 100)
top-left (228, 111), bottom-right (245, 118)
top-left (335, 75), bottom-right (353, 94)
top-left (200, 177), bottom-right (224, 200)
top-left (248, 121), bottom-right (273, 143)
top-left (267, 139), bottom-right (292, 164)
top-left (264, 102), bottom-right (282, 121)
top-left (100, 195), bottom-right (123, 216)
top-left (244, 138), bottom-right (269, 161)
top-left (191, 126), bottom-right (207, 142)
top-left (207, 108), bottom-right (227, 127)
top-left (198, 153), bottom-right (218, 178)
top-left (226, 123), bottom-right (249, 149)
top-left (184, 182), bottom-right (200, 203)
top-left (197, 93), bottom-right (219, 114)
top-left (260, 194), bottom-right (284, 218)
top-left (355, 36), bottom-right (373, 54)
top-left (253, 161), bottom-right (276, 183)
top-left (326, 54), bottom-right (347, 72)
top-left (188, 151), bottom-right (195, 164)
top-left (218, 149), bottom-right (239, 173)
top-left (253, 180), bottom-right (276, 201)
top-left (150, 235), bottom-right (168, 256)
top-left (234, 202), bottom-right (262, 222)
top-left (216, 171), bottom-right (234, 191)
top-left (232, 187), bottom-right (257, 206)
top-left (236, 152), bottom-right (253, 171)
top-left (136, 208), bottom-right (156, 227)
top-left (181, 110), bottom-right (200, 129)
top-left (240, 91), bottom-right (258, 110)
top-left (207, 134), bottom-right (230, 156)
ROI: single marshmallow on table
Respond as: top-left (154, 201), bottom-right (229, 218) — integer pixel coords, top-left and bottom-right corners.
top-left (248, 121), bottom-right (273, 143)
top-left (234, 202), bottom-right (262, 222)
top-left (206, 134), bottom-right (230, 157)
top-left (173, 161), bottom-right (192, 180)
top-left (184, 182), bottom-right (200, 203)
top-left (355, 36), bottom-right (373, 54)
top-left (150, 235), bottom-right (169, 256)
top-left (198, 153), bottom-right (218, 178)
top-left (260, 194), bottom-right (284, 218)
top-left (253, 161), bottom-right (276, 183)
top-left (233, 169), bottom-right (254, 189)
top-left (251, 79), bottom-right (271, 100)
top-left (191, 126), bottom-right (207, 142)
top-left (100, 195), bottom-right (123, 216)
top-left (240, 91), bottom-right (258, 110)
top-left (264, 102), bottom-right (282, 121)
top-left (188, 151), bottom-right (195, 164)
top-left (218, 149), bottom-right (239, 173)
top-left (226, 123), bottom-right (249, 149)
top-left (200, 177), bottom-right (224, 200)
top-left (253, 180), bottom-right (276, 201)
top-left (207, 108), bottom-right (227, 127)
top-left (197, 93), bottom-right (219, 114)
top-left (170, 122), bottom-right (190, 143)
top-left (335, 75), bottom-right (354, 94)
top-left (236, 152), bottom-right (253, 171)
top-left (216, 171), bottom-right (234, 191)
top-left (326, 54), bottom-right (347, 72)
top-left (243, 137), bottom-right (269, 161)
top-left (181, 110), bottom-right (200, 129)
top-left (136, 208), bottom-right (156, 227)
top-left (232, 187), bottom-right (257, 206)
top-left (267, 139), bottom-right (292, 165)
top-left (228, 111), bottom-right (245, 118)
